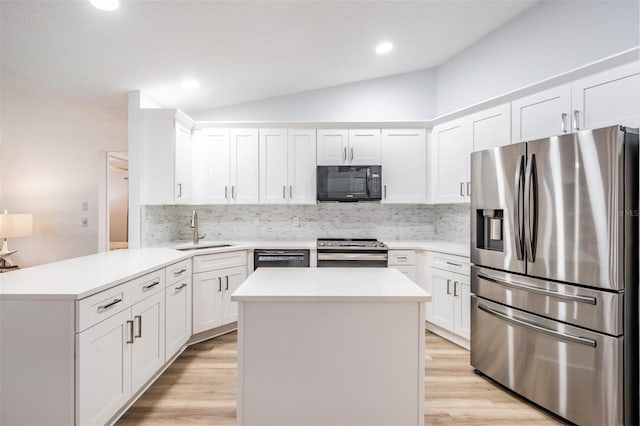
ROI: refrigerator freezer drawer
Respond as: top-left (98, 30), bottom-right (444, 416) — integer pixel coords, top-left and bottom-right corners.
top-left (472, 266), bottom-right (623, 336)
top-left (471, 296), bottom-right (623, 426)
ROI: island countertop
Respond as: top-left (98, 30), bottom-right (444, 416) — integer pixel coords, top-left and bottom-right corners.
top-left (231, 267), bottom-right (431, 303)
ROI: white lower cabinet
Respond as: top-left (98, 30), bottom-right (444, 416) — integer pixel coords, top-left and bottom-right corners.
top-left (192, 251), bottom-right (248, 334)
top-left (388, 250), bottom-right (417, 283)
top-left (165, 260), bottom-right (192, 360)
top-left (424, 252), bottom-right (470, 346)
top-left (77, 287), bottom-right (165, 425)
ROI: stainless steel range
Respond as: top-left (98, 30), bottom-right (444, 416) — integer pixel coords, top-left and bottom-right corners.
top-left (316, 238), bottom-right (388, 267)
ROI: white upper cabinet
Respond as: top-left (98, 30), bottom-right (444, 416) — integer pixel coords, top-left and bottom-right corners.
top-left (511, 84), bottom-right (572, 143)
top-left (469, 103), bottom-right (511, 152)
top-left (140, 110), bottom-right (194, 205)
top-left (381, 129), bottom-right (426, 204)
top-left (288, 129), bottom-right (317, 204)
top-left (192, 128), bottom-right (259, 204)
top-left (348, 129), bottom-right (382, 164)
top-left (430, 118), bottom-right (471, 204)
top-left (317, 128), bottom-right (381, 165)
top-left (259, 128), bottom-right (317, 204)
top-left (572, 62), bottom-right (640, 130)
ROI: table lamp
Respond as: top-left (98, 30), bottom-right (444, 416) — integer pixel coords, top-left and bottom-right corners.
top-left (0, 211), bottom-right (33, 267)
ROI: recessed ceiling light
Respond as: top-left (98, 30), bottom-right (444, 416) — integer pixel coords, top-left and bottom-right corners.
top-left (375, 42), bottom-right (393, 55)
top-left (88, 0), bottom-right (119, 11)
top-left (181, 80), bottom-right (200, 90)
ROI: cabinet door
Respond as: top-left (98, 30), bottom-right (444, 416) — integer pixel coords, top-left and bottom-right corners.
top-left (131, 291), bottom-right (165, 393)
top-left (165, 279), bottom-right (191, 360)
top-left (381, 129), bottom-right (426, 204)
top-left (174, 120), bottom-right (192, 203)
top-left (288, 129), bottom-right (317, 204)
top-left (453, 274), bottom-right (470, 339)
top-left (194, 128), bottom-right (231, 204)
top-left (317, 129), bottom-right (348, 165)
top-left (429, 269), bottom-right (455, 331)
top-left (469, 103), bottom-right (511, 152)
top-left (259, 128), bottom-right (289, 204)
top-left (231, 128), bottom-right (259, 204)
top-left (511, 84), bottom-right (571, 142)
top-left (572, 62), bottom-right (640, 130)
top-left (430, 118), bottom-right (470, 204)
top-left (141, 115), bottom-right (175, 205)
top-left (221, 266), bottom-right (248, 325)
top-left (348, 129), bottom-right (381, 164)
top-left (192, 270), bottom-right (224, 333)
top-left (77, 309), bottom-right (132, 426)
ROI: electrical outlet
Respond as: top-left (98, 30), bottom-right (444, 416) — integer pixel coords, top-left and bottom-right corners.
top-left (81, 217), bottom-right (89, 227)
top-left (253, 217), bottom-right (260, 225)
top-left (293, 216), bottom-right (300, 227)
top-left (81, 201), bottom-right (88, 211)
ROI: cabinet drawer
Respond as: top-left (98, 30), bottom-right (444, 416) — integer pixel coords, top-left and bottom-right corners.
top-left (430, 252), bottom-right (470, 275)
top-left (193, 251), bottom-right (247, 273)
top-left (388, 250), bottom-right (415, 266)
top-left (77, 282), bottom-right (130, 332)
top-left (391, 265), bottom-right (417, 283)
top-left (166, 259), bottom-right (192, 286)
top-left (129, 269), bottom-right (165, 305)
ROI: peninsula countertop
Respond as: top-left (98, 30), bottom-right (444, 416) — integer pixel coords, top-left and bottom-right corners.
top-left (231, 267), bottom-right (432, 303)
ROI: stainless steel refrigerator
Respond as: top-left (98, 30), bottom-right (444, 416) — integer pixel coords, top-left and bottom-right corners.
top-left (470, 125), bottom-right (639, 426)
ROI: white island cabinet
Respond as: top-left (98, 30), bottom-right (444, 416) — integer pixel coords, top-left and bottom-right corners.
top-left (231, 267), bottom-right (431, 426)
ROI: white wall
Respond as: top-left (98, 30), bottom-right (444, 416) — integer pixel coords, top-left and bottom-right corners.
top-left (436, 0), bottom-right (640, 115)
top-left (190, 68), bottom-right (436, 121)
top-left (0, 79), bottom-right (127, 267)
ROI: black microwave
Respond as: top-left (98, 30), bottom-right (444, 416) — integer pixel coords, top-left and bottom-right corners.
top-left (317, 165), bottom-right (382, 202)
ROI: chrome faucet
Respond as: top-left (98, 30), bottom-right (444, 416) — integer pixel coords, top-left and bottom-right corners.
top-left (190, 210), bottom-right (206, 244)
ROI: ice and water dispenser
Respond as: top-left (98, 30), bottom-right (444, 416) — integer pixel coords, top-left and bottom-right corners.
top-left (476, 209), bottom-right (503, 251)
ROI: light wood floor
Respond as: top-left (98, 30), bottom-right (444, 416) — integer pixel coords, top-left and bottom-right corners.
top-left (117, 331), bottom-right (564, 425)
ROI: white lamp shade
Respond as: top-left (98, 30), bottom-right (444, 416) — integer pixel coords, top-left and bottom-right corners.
top-left (0, 214), bottom-right (33, 238)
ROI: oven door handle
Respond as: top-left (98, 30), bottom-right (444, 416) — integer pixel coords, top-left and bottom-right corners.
top-left (317, 253), bottom-right (388, 261)
top-left (478, 303), bottom-right (597, 348)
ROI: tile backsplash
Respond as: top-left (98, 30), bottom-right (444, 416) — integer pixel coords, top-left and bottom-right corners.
top-left (141, 203), bottom-right (470, 246)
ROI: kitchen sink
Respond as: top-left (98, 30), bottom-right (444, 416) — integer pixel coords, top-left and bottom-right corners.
top-left (174, 242), bottom-right (234, 251)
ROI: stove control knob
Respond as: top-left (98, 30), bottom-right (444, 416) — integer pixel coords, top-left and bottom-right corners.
top-left (378, 242), bottom-right (384, 247)
top-left (327, 242), bottom-right (333, 246)
top-left (319, 242), bottom-right (325, 246)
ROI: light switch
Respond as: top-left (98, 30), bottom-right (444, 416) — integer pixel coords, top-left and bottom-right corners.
top-left (293, 217), bottom-right (300, 227)
top-left (81, 201), bottom-right (88, 211)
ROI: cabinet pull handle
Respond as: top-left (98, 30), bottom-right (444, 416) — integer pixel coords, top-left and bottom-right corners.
top-left (561, 113), bottom-right (567, 133)
top-left (460, 182), bottom-right (465, 196)
top-left (466, 181), bottom-right (471, 196)
top-left (98, 298), bottom-right (122, 312)
top-left (173, 268), bottom-right (187, 276)
top-left (175, 283), bottom-right (188, 291)
top-left (350, 147), bottom-right (354, 161)
top-left (446, 279), bottom-right (451, 295)
top-left (218, 277), bottom-right (222, 292)
top-left (134, 315), bottom-right (142, 338)
top-left (232, 186), bottom-right (236, 199)
top-left (225, 276), bottom-right (229, 291)
top-left (397, 256), bottom-right (407, 260)
top-left (446, 261), bottom-right (462, 267)
top-left (573, 110), bottom-right (580, 130)
top-left (384, 185), bottom-right (387, 199)
top-left (143, 280), bottom-right (160, 290)
top-left (282, 185), bottom-right (286, 199)
top-left (126, 320), bottom-right (134, 344)
top-left (225, 186), bottom-right (228, 199)
top-left (289, 185), bottom-right (293, 198)
top-left (177, 183), bottom-right (182, 198)
top-left (453, 281), bottom-right (459, 297)
top-left (343, 147), bottom-right (347, 162)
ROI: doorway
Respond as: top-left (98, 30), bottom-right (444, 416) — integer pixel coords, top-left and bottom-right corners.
top-left (107, 153), bottom-right (128, 250)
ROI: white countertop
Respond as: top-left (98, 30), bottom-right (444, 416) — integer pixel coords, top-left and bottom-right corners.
top-left (231, 267), bottom-right (431, 302)
top-left (0, 248), bottom-right (187, 300)
top-left (0, 240), bottom-right (468, 301)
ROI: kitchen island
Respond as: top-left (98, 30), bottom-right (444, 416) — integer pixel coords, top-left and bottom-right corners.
top-left (231, 267), bottom-right (431, 426)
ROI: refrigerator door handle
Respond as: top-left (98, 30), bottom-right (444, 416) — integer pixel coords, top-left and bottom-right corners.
top-left (477, 271), bottom-right (597, 305)
top-left (524, 153), bottom-right (538, 262)
top-left (514, 154), bottom-right (525, 260)
top-left (477, 303), bottom-right (597, 348)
